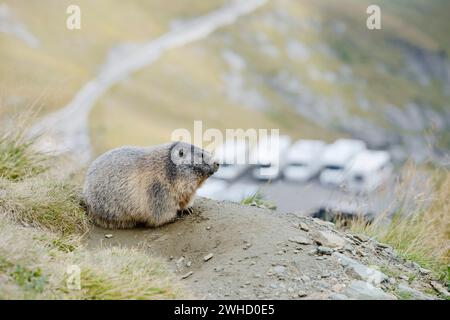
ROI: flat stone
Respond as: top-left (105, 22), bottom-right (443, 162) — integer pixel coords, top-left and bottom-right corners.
top-left (299, 222), bottom-right (310, 232)
top-left (312, 230), bottom-right (346, 248)
top-left (273, 265), bottom-right (286, 274)
top-left (203, 253), bottom-right (214, 262)
top-left (301, 275), bottom-right (310, 282)
top-left (317, 246), bottom-right (334, 255)
top-left (104, 234), bottom-right (113, 239)
top-left (397, 284), bottom-right (435, 300)
top-left (298, 290), bottom-right (307, 297)
top-left (333, 252), bottom-right (388, 285)
top-left (354, 234), bottom-right (370, 242)
top-left (289, 235), bottom-right (313, 245)
top-left (419, 267), bottom-right (431, 275)
top-left (430, 281), bottom-right (449, 297)
top-left (181, 271), bottom-right (194, 279)
top-left (344, 280), bottom-right (396, 300)
top-left (330, 293), bottom-right (349, 300)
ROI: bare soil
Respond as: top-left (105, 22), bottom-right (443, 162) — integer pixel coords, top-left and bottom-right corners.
top-left (86, 197), bottom-right (440, 300)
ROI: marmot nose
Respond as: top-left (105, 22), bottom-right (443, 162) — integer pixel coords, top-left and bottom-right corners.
top-left (212, 160), bottom-right (220, 172)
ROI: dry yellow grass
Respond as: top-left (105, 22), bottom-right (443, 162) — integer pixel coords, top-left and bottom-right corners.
top-left (344, 165), bottom-right (449, 280)
top-left (0, 123), bottom-right (185, 299)
top-left (0, 215), bottom-right (185, 299)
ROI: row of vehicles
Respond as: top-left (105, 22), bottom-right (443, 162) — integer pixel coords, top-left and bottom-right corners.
top-left (211, 137), bottom-right (392, 194)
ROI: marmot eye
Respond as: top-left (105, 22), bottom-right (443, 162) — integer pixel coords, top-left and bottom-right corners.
top-left (179, 149), bottom-right (184, 157)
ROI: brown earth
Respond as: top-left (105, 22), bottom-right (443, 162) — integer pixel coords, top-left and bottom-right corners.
top-left (86, 197), bottom-right (442, 300)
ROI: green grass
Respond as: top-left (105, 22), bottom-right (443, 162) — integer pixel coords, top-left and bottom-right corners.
top-left (0, 131), bottom-right (48, 181)
top-left (10, 265), bottom-right (47, 293)
top-left (241, 190), bottom-right (276, 210)
top-left (0, 124), bottom-right (88, 236)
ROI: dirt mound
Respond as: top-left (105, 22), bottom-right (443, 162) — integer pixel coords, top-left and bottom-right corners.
top-left (86, 198), bottom-right (442, 300)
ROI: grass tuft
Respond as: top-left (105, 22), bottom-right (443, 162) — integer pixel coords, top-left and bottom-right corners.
top-left (343, 165), bottom-right (449, 281)
top-left (241, 190), bottom-right (277, 210)
top-left (0, 177), bottom-right (89, 236)
top-left (0, 130), bottom-right (48, 181)
top-left (0, 216), bottom-right (185, 300)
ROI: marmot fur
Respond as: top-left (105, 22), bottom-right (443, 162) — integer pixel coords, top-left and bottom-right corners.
top-left (83, 142), bottom-right (219, 229)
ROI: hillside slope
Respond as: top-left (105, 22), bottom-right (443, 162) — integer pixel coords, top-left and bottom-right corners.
top-left (2, 1), bottom-right (449, 164)
top-left (89, 0), bottom-right (450, 162)
top-left (87, 197), bottom-right (443, 300)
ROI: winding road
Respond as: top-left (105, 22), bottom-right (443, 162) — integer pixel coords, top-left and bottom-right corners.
top-left (30, 0), bottom-right (268, 165)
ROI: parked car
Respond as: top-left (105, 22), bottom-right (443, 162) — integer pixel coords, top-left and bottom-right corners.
top-left (319, 139), bottom-right (366, 187)
top-left (283, 139), bottom-right (326, 182)
top-left (213, 139), bottom-right (251, 181)
top-left (345, 150), bottom-right (393, 194)
top-left (251, 135), bottom-right (291, 180)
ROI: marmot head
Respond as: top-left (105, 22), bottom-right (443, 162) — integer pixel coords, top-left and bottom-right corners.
top-left (168, 142), bottom-right (219, 181)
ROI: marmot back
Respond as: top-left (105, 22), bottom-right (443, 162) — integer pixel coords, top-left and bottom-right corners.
top-left (83, 142), bottom-right (219, 229)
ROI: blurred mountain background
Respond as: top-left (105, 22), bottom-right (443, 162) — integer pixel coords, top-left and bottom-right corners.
top-left (1, 0), bottom-right (449, 164)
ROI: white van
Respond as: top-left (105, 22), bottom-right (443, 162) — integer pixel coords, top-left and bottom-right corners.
top-left (283, 140), bottom-right (326, 182)
top-left (319, 139), bottom-right (366, 187)
top-left (251, 135), bottom-right (291, 180)
top-left (214, 139), bottom-right (250, 181)
top-left (345, 150), bottom-right (392, 193)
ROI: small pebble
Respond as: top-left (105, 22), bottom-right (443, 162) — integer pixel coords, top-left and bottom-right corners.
top-left (203, 253), bottom-right (214, 262)
top-left (298, 290), bottom-right (307, 297)
top-left (104, 234), bottom-right (113, 239)
top-left (299, 222), bottom-right (310, 232)
top-left (181, 271), bottom-right (194, 279)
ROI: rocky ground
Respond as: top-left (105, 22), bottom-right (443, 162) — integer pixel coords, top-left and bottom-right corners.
top-left (87, 197), bottom-right (446, 300)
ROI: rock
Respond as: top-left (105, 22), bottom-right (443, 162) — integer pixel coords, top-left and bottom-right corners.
top-left (344, 280), bottom-right (397, 300)
top-left (389, 277), bottom-right (396, 285)
top-left (243, 241), bottom-right (252, 250)
top-left (299, 222), bottom-right (310, 232)
top-left (399, 275), bottom-right (409, 281)
top-left (356, 249), bottom-right (366, 257)
top-left (376, 242), bottom-right (390, 249)
top-left (330, 293), bottom-right (349, 300)
top-left (313, 218), bottom-right (335, 228)
top-left (333, 253), bottom-right (388, 285)
top-left (176, 257), bottom-right (185, 266)
top-left (185, 261), bottom-right (192, 268)
top-left (332, 283), bottom-right (345, 292)
top-left (419, 267), bottom-right (431, 275)
top-left (273, 265), bottom-right (286, 274)
top-left (354, 234), bottom-right (370, 242)
top-left (430, 281), bottom-right (449, 297)
top-left (214, 266), bottom-right (224, 272)
top-left (298, 290), bottom-right (307, 297)
top-left (317, 246), bottom-right (334, 255)
top-left (312, 230), bottom-right (346, 248)
top-left (301, 275), bottom-right (310, 282)
top-left (344, 244), bottom-right (355, 252)
top-left (203, 253), bottom-right (214, 262)
top-left (181, 271), bottom-right (194, 279)
top-left (397, 284), bottom-right (435, 300)
top-left (104, 234), bottom-right (113, 239)
top-left (289, 235), bottom-right (313, 245)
